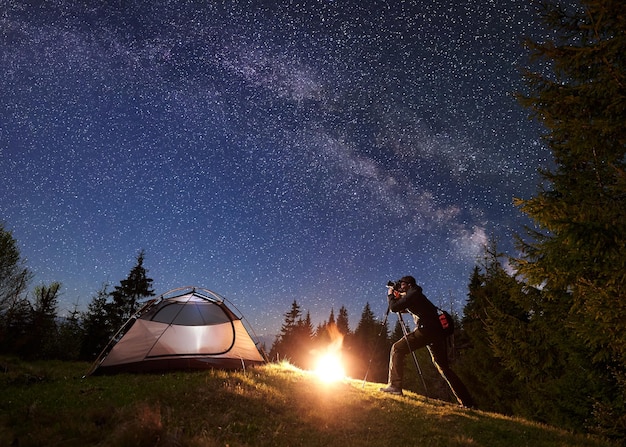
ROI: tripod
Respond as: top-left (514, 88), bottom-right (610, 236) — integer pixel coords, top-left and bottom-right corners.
top-left (396, 311), bottom-right (429, 398)
top-left (362, 306), bottom-right (429, 398)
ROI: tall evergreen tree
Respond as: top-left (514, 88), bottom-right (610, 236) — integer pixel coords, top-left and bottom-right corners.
top-left (270, 302), bottom-right (317, 369)
top-left (459, 250), bottom-right (527, 415)
top-left (109, 250), bottom-right (155, 328)
top-left (80, 283), bottom-right (114, 360)
top-left (312, 308), bottom-right (336, 345)
top-left (336, 305), bottom-right (350, 335)
top-left (390, 318), bottom-right (404, 342)
top-left (349, 302), bottom-right (389, 383)
top-left (515, 0), bottom-right (626, 437)
top-left (277, 300), bottom-right (302, 340)
top-left (269, 300), bottom-right (303, 363)
top-left (293, 311), bottom-right (315, 369)
top-left (327, 308), bottom-right (335, 327)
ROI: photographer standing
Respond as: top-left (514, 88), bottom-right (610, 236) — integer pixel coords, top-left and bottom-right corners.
top-left (379, 275), bottom-right (475, 409)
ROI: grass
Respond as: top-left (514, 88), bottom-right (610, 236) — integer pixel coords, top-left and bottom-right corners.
top-left (0, 356), bottom-right (613, 447)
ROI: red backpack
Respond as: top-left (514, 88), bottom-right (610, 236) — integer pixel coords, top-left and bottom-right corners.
top-left (437, 309), bottom-right (455, 336)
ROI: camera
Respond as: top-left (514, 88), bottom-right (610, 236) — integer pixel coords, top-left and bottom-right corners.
top-left (387, 280), bottom-right (401, 291)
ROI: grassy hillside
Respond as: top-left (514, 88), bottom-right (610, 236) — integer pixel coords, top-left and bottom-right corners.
top-left (0, 357), bottom-right (611, 447)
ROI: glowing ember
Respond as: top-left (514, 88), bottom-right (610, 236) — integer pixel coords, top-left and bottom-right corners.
top-left (315, 352), bottom-right (345, 382)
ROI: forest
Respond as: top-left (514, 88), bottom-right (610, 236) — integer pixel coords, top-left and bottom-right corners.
top-left (1, 1), bottom-right (624, 443)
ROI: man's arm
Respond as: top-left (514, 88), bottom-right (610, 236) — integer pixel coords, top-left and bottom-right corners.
top-left (388, 292), bottom-right (410, 313)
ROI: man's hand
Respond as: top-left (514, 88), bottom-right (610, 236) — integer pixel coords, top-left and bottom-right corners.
top-left (388, 289), bottom-right (403, 299)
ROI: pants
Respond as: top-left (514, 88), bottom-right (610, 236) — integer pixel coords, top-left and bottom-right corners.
top-left (388, 329), bottom-right (474, 407)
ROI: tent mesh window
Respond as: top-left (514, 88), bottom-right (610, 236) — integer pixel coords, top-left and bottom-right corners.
top-left (148, 302), bottom-right (233, 326)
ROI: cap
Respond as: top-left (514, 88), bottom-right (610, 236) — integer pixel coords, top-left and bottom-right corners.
top-left (399, 275), bottom-right (416, 286)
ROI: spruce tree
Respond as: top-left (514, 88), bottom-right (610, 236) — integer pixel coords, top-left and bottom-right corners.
top-left (109, 250), bottom-right (155, 328)
top-left (327, 308), bottom-right (336, 327)
top-left (294, 311), bottom-right (315, 369)
top-left (350, 302), bottom-right (389, 383)
top-left (269, 300), bottom-right (302, 363)
top-left (459, 251), bottom-right (528, 415)
top-left (80, 284), bottom-right (114, 360)
top-left (312, 308), bottom-right (336, 350)
top-left (515, 0), bottom-right (626, 437)
top-left (336, 305), bottom-right (350, 335)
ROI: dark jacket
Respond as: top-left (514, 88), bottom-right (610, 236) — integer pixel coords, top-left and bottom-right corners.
top-left (388, 285), bottom-right (441, 335)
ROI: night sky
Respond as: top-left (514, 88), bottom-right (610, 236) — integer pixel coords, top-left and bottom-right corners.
top-left (1, 1), bottom-right (550, 337)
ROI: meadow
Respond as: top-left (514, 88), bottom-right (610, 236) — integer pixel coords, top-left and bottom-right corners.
top-left (0, 357), bottom-right (612, 447)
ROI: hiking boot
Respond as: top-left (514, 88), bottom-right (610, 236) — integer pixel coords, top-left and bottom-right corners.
top-left (379, 385), bottom-right (403, 395)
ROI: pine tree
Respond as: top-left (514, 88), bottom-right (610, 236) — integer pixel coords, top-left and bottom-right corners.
top-left (269, 300), bottom-right (303, 363)
top-left (293, 311), bottom-right (315, 369)
top-left (390, 319), bottom-right (404, 342)
top-left (312, 309), bottom-right (334, 349)
top-left (349, 302), bottom-right (389, 383)
top-left (353, 303), bottom-right (380, 344)
top-left (459, 252), bottom-right (527, 415)
top-left (109, 250), bottom-right (155, 328)
top-left (327, 308), bottom-right (336, 327)
top-left (277, 300), bottom-right (302, 341)
top-left (515, 0), bottom-right (626, 437)
top-left (80, 284), bottom-right (114, 360)
top-left (336, 305), bottom-right (350, 335)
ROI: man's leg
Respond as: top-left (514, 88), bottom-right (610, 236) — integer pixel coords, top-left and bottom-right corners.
top-left (387, 330), bottom-right (428, 390)
top-left (427, 340), bottom-right (475, 408)
top-left (387, 338), bottom-right (408, 389)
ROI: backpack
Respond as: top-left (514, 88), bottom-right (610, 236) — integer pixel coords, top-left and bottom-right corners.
top-left (437, 309), bottom-right (455, 336)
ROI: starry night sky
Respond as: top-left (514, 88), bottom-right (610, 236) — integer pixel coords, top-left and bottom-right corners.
top-left (1, 0), bottom-right (550, 337)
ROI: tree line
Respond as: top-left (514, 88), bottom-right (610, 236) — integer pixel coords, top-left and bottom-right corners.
top-left (0, 239), bottom-right (155, 361)
top-left (0, 0), bottom-right (624, 443)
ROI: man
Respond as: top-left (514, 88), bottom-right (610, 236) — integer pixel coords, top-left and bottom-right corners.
top-left (380, 275), bottom-right (475, 408)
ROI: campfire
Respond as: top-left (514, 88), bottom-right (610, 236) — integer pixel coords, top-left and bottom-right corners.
top-left (312, 324), bottom-right (346, 382)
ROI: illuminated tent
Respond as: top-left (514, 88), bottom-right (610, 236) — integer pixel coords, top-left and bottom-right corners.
top-left (87, 286), bottom-right (266, 375)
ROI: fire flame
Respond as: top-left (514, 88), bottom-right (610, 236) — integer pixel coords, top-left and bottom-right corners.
top-left (313, 323), bottom-right (346, 382)
top-left (315, 352), bottom-right (345, 382)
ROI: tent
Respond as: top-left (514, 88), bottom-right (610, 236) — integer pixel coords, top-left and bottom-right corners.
top-left (87, 286), bottom-right (266, 375)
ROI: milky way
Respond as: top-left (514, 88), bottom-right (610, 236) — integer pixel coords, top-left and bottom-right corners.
top-left (0, 0), bottom-right (549, 336)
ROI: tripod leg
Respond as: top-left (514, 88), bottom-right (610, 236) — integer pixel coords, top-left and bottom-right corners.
top-left (397, 313), bottom-right (429, 398)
